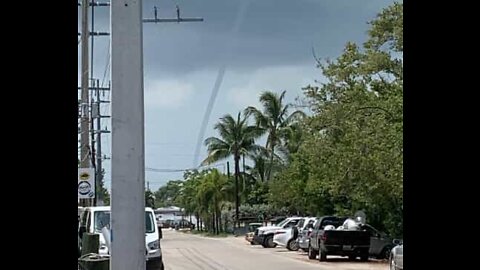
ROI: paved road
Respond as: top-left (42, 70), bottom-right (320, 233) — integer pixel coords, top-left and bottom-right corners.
top-left (161, 230), bottom-right (388, 270)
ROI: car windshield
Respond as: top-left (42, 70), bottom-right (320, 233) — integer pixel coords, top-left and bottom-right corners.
top-left (297, 219), bottom-right (305, 228)
top-left (275, 219), bottom-right (288, 227)
top-left (276, 218), bottom-right (291, 227)
top-left (249, 224), bottom-right (262, 231)
top-left (94, 210), bottom-right (155, 233)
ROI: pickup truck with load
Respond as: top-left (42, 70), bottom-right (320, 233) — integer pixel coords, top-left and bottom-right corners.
top-left (308, 216), bottom-right (370, 262)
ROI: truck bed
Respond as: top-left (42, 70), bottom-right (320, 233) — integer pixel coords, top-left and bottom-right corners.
top-left (321, 230), bottom-right (371, 246)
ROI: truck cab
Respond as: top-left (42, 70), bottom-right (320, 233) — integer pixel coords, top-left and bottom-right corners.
top-left (78, 206), bottom-right (164, 269)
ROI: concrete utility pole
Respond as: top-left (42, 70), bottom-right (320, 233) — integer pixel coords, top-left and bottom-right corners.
top-left (78, 0), bottom-right (110, 207)
top-left (110, 1), bottom-right (145, 269)
top-left (110, 2), bottom-right (203, 269)
top-left (80, 0), bottom-right (90, 207)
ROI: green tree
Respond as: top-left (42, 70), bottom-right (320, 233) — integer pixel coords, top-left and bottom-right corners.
top-left (195, 169), bottom-right (227, 234)
top-left (154, 180), bottom-right (183, 208)
top-left (202, 112), bottom-right (263, 227)
top-left (245, 91), bottom-right (305, 180)
top-left (145, 189), bottom-right (155, 208)
top-left (178, 170), bottom-right (206, 230)
top-left (272, 2), bottom-right (403, 236)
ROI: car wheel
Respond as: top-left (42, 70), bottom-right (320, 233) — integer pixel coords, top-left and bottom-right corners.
top-left (308, 245), bottom-right (318, 260)
top-left (360, 253), bottom-right (369, 262)
top-left (348, 255), bottom-right (356, 261)
top-left (264, 235), bottom-right (276, 248)
top-left (287, 239), bottom-right (299, 251)
top-left (147, 259), bottom-right (164, 270)
top-left (319, 250), bottom-right (327, 261)
top-left (380, 246), bottom-right (393, 260)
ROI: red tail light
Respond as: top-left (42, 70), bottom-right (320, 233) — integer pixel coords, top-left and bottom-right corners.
top-left (320, 234), bottom-right (327, 241)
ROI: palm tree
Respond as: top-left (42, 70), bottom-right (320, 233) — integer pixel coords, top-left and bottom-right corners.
top-left (202, 112), bottom-right (262, 228)
top-left (201, 169), bottom-right (227, 234)
top-left (245, 90), bottom-right (305, 180)
top-left (277, 122), bottom-right (304, 163)
top-left (245, 149), bottom-right (269, 183)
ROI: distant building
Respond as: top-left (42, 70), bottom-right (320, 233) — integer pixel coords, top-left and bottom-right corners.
top-left (154, 206), bottom-right (185, 222)
top-left (154, 206), bottom-right (197, 225)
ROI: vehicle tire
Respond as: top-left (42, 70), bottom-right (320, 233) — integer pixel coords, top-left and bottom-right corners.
top-left (264, 235), bottom-right (277, 248)
top-left (319, 250), bottom-right (327, 261)
top-left (286, 239), bottom-right (299, 251)
top-left (250, 241), bottom-right (255, 245)
top-left (360, 252), bottom-right (369, 262)
top-left (308, 245), bottom-right (318, 260)
top-left (261, 241), bottom-right (268, 248)
top-left (379, 246), bottom-right (392, 260)
top-left (147, 258), bottom-right (164, 270)
top-left (348, 255), bottom-right (356, 261)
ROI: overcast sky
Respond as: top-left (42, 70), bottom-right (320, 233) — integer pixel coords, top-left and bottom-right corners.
top-left (78, 0), bottom-right (397, 191)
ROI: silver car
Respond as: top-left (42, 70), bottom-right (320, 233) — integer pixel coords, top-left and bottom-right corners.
top-left (297, 217), bottom-right (318, 252)
top-left (389, 240), bottom-right (403, 270)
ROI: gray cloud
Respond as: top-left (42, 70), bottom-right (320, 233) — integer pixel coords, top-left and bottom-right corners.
top-left (79, 0), bottom-right (398, 189)
top-left (80, 0), bottom-right (396, 77)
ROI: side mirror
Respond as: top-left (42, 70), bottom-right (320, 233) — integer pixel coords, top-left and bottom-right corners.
top-left (393, 239), bottom-right (401, 245)
top-left (79, 226), bottom-right (87, 238)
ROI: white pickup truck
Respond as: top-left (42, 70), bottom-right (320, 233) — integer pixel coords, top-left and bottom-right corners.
top-left (78, 206), bottom-right (164, 269)
top-left (252, 217), bottom-right (303, 248)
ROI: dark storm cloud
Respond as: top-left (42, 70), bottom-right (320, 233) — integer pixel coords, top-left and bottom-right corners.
top-left (81, 0), bottom-right (395, 77)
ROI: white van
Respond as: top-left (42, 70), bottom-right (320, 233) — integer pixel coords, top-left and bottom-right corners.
top-left (78, 206), bottom-right (163, 269)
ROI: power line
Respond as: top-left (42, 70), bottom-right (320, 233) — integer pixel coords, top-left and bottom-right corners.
top-left (146, 163), bottom-right (225, 173)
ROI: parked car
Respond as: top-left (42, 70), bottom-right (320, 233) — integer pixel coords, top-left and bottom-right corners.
top-left (245, 223), bottom-right (263, 245)
top-left (389, 240), bottom-right (403, 270)
top-left (308, 216), bottom-right (371, 261)
top-left (253, 217), bottom-right (303, 248)
top-left (274, 217), bottom-right (316, 251)
top-left (174, 219), bottom-right (195, 230)
top-left (161, 219), bottom-right (175, 228)
top-left (361, 224), bottom-right (395, 259)
top-left (78, 206), bottom-right (164, 270)
top-left (270, 216), bottom-right (287, 225)
top-left (297, 217), bottom-right (318, 252)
